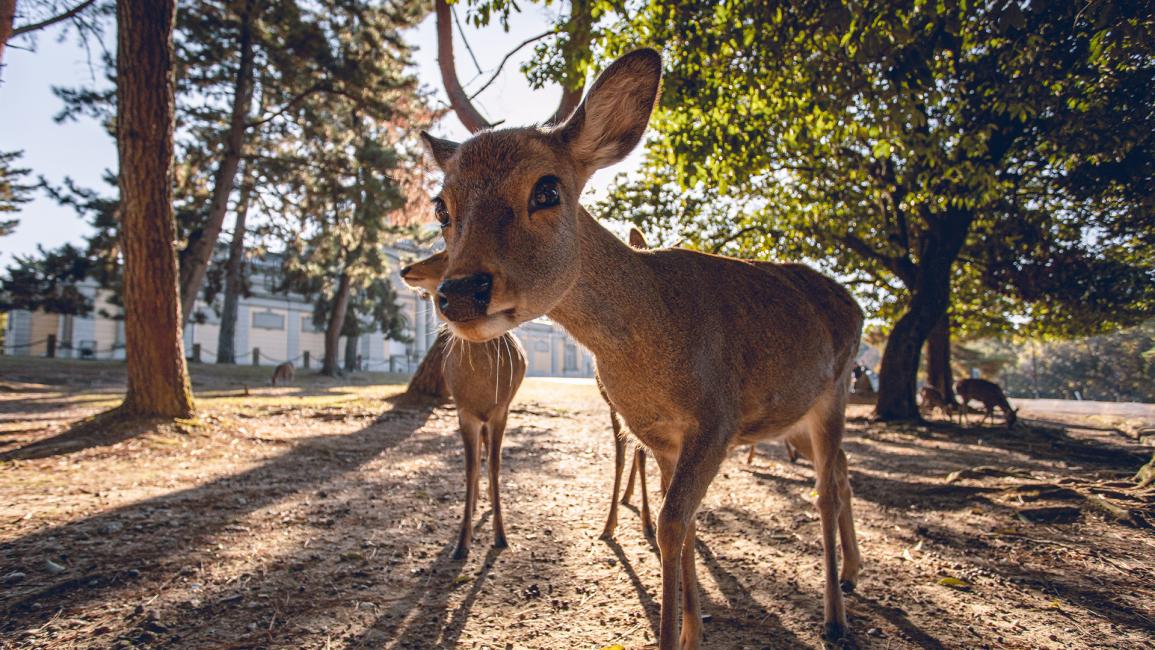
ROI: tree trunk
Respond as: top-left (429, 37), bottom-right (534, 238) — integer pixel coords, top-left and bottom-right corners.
top-left (215, 164), bottom-right (253, 364)
top-left (321, 272), bottom-right (352, 377)
top-left (344, 332), bottom-right (359, 372)
top-left (179, 0), bottom-right (257, 324)
top-left (0, 0), bottom-right (15, 75)
top-left (115, 0), bottom-right (194, 418)
top-left (875, 211), bottom-right (973, 421)
top-left (404, 329), bottom-right (450, 400)
top-left (926, 311), bottom-right (956, 403)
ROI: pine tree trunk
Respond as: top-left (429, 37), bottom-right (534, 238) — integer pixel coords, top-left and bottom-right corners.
top-left (321, 272), bottom-right (352, 377)
top-left (926, 311), bottom-right (956, 403)
top-left (344, 333), bottom-right (359, 372)
top-left (0, 0), bottom-right (16, 75)
top-left (179, 0), bottom-right (257, 324)
top-left (115, 0), bottom-right (195, 418)
top-left (216, 165), bottom-right (253, 364)
top-left (404, 329), bottom-right (450, 400)
top-left (875, 210), bottom-right (973, 421)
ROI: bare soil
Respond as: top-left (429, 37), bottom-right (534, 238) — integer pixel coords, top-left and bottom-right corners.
top-left (1, 358), bottom-right (1154, 649)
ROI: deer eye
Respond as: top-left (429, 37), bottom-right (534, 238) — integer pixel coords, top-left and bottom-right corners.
top-left (530, 176), bottom-right (561, 212)
top-left (433, 198), bottom-right (450, 228)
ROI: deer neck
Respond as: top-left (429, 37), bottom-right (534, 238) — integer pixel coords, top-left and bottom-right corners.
top-left (547, 208), bottom-right (657, 364)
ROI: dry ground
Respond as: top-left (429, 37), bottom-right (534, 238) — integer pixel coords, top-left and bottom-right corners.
top-left (1, 358), bottom-right (1154, 649)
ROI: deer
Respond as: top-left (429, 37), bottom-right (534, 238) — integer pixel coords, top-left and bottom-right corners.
top-left (270, 361), bottom-right (294, 386)
top-left (919, 384), bottom-right (958, 422)
top-left (955, 378), bottom-right (1017, 427)
top-left (419, 49), bottom-right (863, 648)
top-left (602, 226), bottom-right (656, 540)
top-left (400, 251), bottom-right (528, 560)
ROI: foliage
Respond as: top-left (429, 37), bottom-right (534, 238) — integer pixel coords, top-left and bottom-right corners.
top-left (0, 150), bottom-right (33, 239)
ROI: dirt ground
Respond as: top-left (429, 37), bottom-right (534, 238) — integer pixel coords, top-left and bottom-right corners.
top-left (2, 358), bottom-right (1154, 649)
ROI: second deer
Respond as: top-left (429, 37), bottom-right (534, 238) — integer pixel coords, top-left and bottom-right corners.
top-left (956, 378), bottom-right (1017, 427)
top-left (401, 252), bottom-right (527, 559)
top-left (919, 385), bottom-right (958, 422)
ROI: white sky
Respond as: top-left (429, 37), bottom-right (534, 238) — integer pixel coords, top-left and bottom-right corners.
top-left (0, 5), bottom-right (643, 266)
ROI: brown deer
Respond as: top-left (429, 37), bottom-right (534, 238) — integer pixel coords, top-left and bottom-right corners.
top-left (955, 378), bottom-right (1017, 427)
top-left (919, 385), bottom-right (958, 422)
top-left (270, 361), bottom-right (294, 386)
top-left (400, 251), bottom-right (527, 559)
top-left (420, 49), bottom-right (863, 647)
top-left (601, 226), bottom-right (656, 540)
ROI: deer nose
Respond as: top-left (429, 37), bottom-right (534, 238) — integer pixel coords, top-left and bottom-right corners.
top-left (437, 272), bottom-right (493, 322)
top-left (399, 265), bottom-right (413, 278)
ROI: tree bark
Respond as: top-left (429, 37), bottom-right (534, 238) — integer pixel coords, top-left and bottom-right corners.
top-left (875, 210), bottom-right (974, 421)
top-left (215, 164), bottom-right (254, 364)
top-left (115, 0), bottom-right (194, 418)
top-left (545, 0), bottom-right (591, 126)
top-left (404, 329), bottom-right (450, 400)
top-left (0, 0), bottom-right (15, 76)
top-left (179, 0), bottom-right (257, 324)
top-left (925, 311), bottom-right (956, 403)
top-left (321, 271), bottom-right (352, 377)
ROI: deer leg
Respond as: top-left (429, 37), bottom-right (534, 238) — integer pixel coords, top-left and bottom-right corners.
top-left (454, 414), bottom-right (483, 560)
top-left (602, 408), bottom-right (627, 539)
top-left (811, 411), bottom-right (850, 643)
top-left (655, 437), bottom-right (728, 650)
top-left (746, 444), bottom-right (757, 464)
top-left (786, 441), bottom-right (799, 463)
top-left (488, 414), bottom-right (508, 549)
top-left (636, 449), bottom-right (655, 538)
top-left (834, 449), bottom-right (861, 593)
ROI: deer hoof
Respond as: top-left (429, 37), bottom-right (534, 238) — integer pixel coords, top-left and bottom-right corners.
top-left (493, 534), bottom-right (508, 549)
top-left (452, 544), bottom-right (469, 561)
top-left (822, 621), bottom-right (849, 646)
top-left (840, 579), bottom-right (857, 594)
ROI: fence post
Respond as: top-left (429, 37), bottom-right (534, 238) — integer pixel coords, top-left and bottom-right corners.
top-left (192, 343), bottom-right (202, 363)
top-left (46, 334), bottom-right (56, 358)
top-left (253, 347), bottom-right (260, 366)
top-left (302, 350), bottom-right (310, 369)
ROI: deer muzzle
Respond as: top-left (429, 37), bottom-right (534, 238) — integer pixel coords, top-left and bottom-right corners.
top-left (437, 272), bottom-right (493, 323)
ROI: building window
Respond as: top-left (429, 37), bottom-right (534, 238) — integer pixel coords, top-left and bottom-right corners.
top-left (301, 316), bottom-right (323, 333)
top-left (564, 342), bottom-right (577, 371)
top-left (253, 311), bottom-right (285, 330)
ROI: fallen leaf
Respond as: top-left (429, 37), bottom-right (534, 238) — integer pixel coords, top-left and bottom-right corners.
top-left (937, 576), bottom-right (971, 590)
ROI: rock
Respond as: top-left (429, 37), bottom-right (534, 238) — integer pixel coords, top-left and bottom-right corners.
top-left (3, 571), bottom-right (27, 584)
top-left (101, 521), bottom-right (124, 534)
top-left (44, 559), bottom-right (67, 574)
top-left (867, 627), bottom-right (885, 638)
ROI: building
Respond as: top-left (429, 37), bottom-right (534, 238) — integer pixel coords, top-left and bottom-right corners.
top-left (2, 242), bottom-right (595, 378)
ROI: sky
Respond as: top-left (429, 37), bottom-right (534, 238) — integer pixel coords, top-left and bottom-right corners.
top-left (0, 4), bottom-right (644, 266)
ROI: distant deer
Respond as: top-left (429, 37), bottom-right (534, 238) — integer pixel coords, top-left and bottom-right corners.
top-left (420, 49), bottom-right (863, 647)
top-left (270, 362), bottom-right (294, 386)
top-left (400, 252), bottom-right (527, 559)
top-left (956, 378), bottom-right (1017, 427)
top-left (919, 385), bottom-right (958, 422)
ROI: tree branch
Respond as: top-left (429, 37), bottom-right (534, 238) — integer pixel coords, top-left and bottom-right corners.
top-left (11, 0), bottom-right (96, 37)
top-left (246, 81), bottom-right (331, 129)
top-left (468, 29), bottom-right (559, 101)
top-left (837, 232), bottom-right (915, 286)
top-left (435, 0), bottom-right (491, 133)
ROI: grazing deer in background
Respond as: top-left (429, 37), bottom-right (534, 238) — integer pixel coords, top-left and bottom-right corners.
top-left (420, 49), bottom-right (863, 647)
top-left (919, 385), bottom-right (958, 422)
top-left (400, 252), bottom-right (528, 559)
top-left (602, 227), bottom-right (656, 540)
top-left (270, 361), bottom-right (294, 386)
top-left (956, 378), bottom-right (1017, 427)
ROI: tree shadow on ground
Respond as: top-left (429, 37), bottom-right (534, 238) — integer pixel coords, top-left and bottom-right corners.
top-left (0, 400), bottom-right (438, 636)
top-left (0, 408), bottom-right (169, 462)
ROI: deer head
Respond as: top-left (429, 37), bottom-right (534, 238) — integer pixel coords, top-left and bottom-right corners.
top-left (420, 48), bottom-right (662, 342)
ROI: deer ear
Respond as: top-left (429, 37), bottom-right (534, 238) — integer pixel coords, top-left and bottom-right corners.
top-left (628, 227), bottom-right (649, 249)
top-left (421, 131), bottom-right (459, 170)
top-left (555, 48), bottom-right (662, 176)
